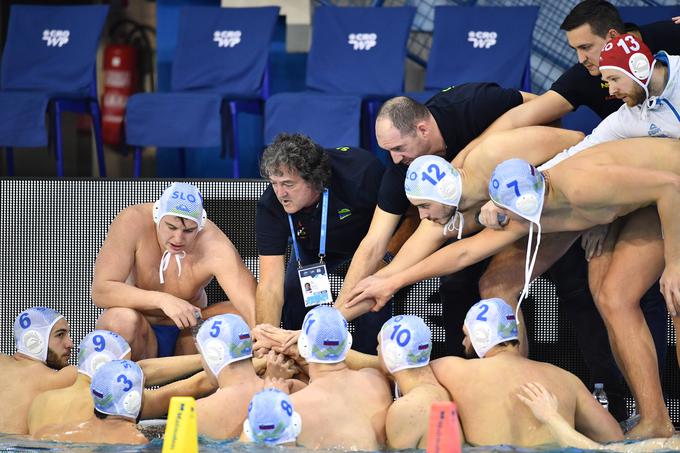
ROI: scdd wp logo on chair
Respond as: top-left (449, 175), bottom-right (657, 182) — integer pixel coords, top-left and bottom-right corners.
top-left (467, 31), bottom-right (497, 49)
top-left (42, 30), bottom-right (70, 47)
top-left (347, 33), bottom-right (377, 51)
top-left (213, 30), bottom-right (242, 48)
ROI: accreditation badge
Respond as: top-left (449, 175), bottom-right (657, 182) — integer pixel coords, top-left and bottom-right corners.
top-left (298, 263), bottom-right (333, 307)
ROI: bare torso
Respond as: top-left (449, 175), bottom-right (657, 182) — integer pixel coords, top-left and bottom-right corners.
top-left (196, 378), bottom-right (264, 439)
top-left (292, 367), bottom-right (392, 450)
top-left (431, 354), bottom-right (583, 447)
top-left (33, 417), bottom-right (148, 444)
top-left (27, 377), bottom-right (92, 435)
top-left (0, 355), bottom-right (77, 434)
top-left (542, 137), bottom-right (680, 233)
top-left (389, 382), bottom-right (452, 449)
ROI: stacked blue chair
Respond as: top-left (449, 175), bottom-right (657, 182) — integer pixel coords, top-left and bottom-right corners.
top-left (425, 6), bottom-right (538, 93)
top-left (125, 6), bottom-right (279, 178)
top-left (265, 6), bottom-right (415, 152)
top-left (0, 4), bottom-right (109, 177)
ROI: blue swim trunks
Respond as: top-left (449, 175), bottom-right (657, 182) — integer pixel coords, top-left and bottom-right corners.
top-left (151, 324), bottom-right (180, 357)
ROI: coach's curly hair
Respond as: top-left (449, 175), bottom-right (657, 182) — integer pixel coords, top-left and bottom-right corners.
top-left (260, 133), bottom-right (332, 192)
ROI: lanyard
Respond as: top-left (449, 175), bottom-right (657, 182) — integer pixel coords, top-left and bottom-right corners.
top-left (288, 189), bottom-right (329, 267)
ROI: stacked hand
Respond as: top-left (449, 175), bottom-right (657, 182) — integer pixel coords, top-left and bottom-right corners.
top-left (344, 275), bottom-right (395, 311)
top-left (265, 350), bottom-right (300, 380)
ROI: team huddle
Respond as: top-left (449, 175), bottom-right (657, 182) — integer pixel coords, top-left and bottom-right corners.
top-left (3, 0), bottom-right (680, 449)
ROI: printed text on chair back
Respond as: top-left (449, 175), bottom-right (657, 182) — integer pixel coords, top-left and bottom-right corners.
top-left (306, 7), bottom-right (415, 96)
top-left (425, 6), bottom-right (538, 91)
top-left (171, 6), bottom-right (279, 96)
top-left (1, 5), bottom-right (109, 94)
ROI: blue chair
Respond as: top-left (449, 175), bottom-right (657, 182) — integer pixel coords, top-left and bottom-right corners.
top-left (265, 6), bottom-right (415, 155)
top-left (265, 92), bottom-right (361, 147)
top-left (0, 5), bottom-right (109, 177)
top-left (561, 106), bottom-right (600, 135)
top-left (618, 6), bottom-right (680, 28)
top-left (125, 6), bottom-right (279, 178)
top-left (425, 6), bottom-right (539, 93)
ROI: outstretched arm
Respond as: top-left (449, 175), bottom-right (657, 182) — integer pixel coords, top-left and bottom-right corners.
top-left (517, 382), bottom-right (602, 450)
top-left (459, 91), bottom-right (574, 160)
top-left (335, 207), bottom-right (401, 321)
top-left (346, 224), bottom-right (527, 309)
top-left (137, 354), bottom-right (203, 386)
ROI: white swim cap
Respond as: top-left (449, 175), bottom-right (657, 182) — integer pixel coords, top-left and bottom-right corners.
top-left (405, 155), bottom-right (462, 207)
top-left (379, 315), bottom-right (432, 374)
top-left (196, 314), bottom-right (253, 377)
top-left (489, 158), bottom-right (545, 315)
top-left (298, 306), bottom-right (352, 364)
top-left (91, 359), bottom-right (144, 420)
top-left (77, 330), bottom-right (131, 378)
top-left (14, 307), bottom-right (64, 363)
top-left (153, 182), bottom-right (207, 230)
top-left (243, 388), bottom-right (302, 445)
top-left (464, 298), bottom-right (519, 358)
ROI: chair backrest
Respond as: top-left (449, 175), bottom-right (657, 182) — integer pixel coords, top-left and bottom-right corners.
top-left (425, 6), bottom-right (538, 92)
top-left (265, 93), bottom-right (361, 148)
top-left (306, 6), bottom-right (415, 96)
top-left (618, 6), bottom-right (680, 29)
top-left (561, 106), bottom-right (600, 135)
top-left (1, 5), bottom-right (109, 94)
top-left (171, 6), bottom-right (280, 96)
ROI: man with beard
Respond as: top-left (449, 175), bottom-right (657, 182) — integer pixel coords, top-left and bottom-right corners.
top-left (0, 307), bottom-right (77, 434)
top-left (530, 33), bottom-right (680, 171)
top-left (431, 299), bottom-right (623, 447)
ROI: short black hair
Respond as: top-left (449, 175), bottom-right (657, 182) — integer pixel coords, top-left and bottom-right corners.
top-left (560, 0), bottom-right (624, 37)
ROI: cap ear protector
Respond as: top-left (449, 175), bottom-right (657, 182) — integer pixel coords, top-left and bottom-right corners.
top-left (437, 172), bottom-right (460, 201)
top-left (153, 200), bottom-right (207, 230)
top-left (381, 340), bottom-right (405, 373)
top-left (514, 192), bottom-right (540, 217)
top-left (22, 329), bottom-right (46, 358)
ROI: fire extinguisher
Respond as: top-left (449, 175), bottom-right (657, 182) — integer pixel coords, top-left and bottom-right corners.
top-left (101, 43), bottom-right (137, 146)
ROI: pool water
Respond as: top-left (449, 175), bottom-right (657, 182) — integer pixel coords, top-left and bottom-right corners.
top-left (2, 433), bottom-right (679, 453)
top-left (0, 434), bottom-right (598, 453)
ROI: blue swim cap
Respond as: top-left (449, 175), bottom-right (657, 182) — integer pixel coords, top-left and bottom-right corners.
top-left (91, 359), bottom-right (144, 420)
top-left (14, 307), bottom-right (64, 362)
top-left (379, 315), bottom-right (432, 374)
top-left (488, 158), bottom-right (545, 225)
top-left (298, 306), bottom-right (352, 364)
top-left (405, 155), bottom-right (462, 207)
top-left (78, 330), bottom-right (131, 378)
top-left (464, 298), bottom-right (518, 358)
top-left (244, 388), bottom-right (302, 445)
top-left (196, 314), bottom-right (253, 377)
top-left (153, 182), bottom-right (207, 230)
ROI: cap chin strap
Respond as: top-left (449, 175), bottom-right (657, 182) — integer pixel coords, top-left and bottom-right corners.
top-left (159, 250), bottom-right (186, 284)
top-left (515, 222), bottom-right (542, 326)
top-left (443, 210), bottom-right (464, 240)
